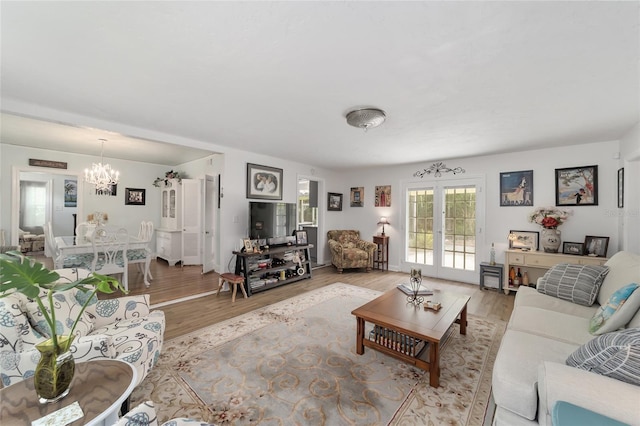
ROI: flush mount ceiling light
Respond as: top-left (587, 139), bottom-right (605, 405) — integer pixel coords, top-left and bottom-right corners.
top-left (346, 108), bottom-right (386, 131)
top-left (85, 138), bottom-right (120, 192)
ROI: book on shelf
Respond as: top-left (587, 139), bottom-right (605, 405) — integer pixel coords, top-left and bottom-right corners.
top-left (396, 283), bottom-right (433, 296)
top-left (368, 326), bottom-right (426, 357)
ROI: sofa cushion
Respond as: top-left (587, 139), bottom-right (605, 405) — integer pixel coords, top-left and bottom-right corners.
top-left (507, 306), bottom-right (595, 345)
top-left (25, 290), bottom-right (94, 338)
top-left (537, 263), bottom-right (609, 306)
top-left (492, 330), bottom-right (579, 420)
top-left (566, 327), bottom-right (640, 386)
top-left (513, 286), bottom-right (597, 319)
top-left (597, 251), bottom-right (640, 306)
top-left (590, 283), bottom-right (640, 335)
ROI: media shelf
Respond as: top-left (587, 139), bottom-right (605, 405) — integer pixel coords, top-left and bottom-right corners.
top-left (233, 244), bottom-right (313, 296)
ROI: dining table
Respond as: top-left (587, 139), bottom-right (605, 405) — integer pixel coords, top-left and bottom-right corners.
top-left (54, 235), bottom-right (151, 287)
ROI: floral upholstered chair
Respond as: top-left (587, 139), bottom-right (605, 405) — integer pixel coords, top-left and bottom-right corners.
top-left (0, 269), bottom-right (165, 387)
top-left (327, 230), bottom-right (377, 273)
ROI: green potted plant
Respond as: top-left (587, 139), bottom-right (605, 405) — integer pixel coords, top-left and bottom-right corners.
top-left (0, 251), bottom-right (126, 402)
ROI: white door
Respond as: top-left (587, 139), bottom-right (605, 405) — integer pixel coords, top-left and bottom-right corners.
top-left (202, 174), bottom-right (216, 274)
top-left (404, 178), bottom-right (483, 284)
top-left (181, 179), bottom-right (202, 265)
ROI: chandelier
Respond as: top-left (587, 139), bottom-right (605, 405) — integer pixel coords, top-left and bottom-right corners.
top-left (85, 139), bottom-right (120, 192)
top-left (346, 108), bottom-right (386, 131)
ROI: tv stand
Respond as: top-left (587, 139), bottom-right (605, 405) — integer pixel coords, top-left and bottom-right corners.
top-left (233, 245), bottom-right (313, 296)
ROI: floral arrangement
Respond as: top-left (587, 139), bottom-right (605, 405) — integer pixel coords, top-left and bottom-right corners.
top-left (153, 170), bottom-right (185, 187)
top-left (528, 207), bottom-right (572, 229)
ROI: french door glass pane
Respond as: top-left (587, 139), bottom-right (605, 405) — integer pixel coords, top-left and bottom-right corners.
top-left (443, 187), bottom-right (476, 270)
top-left (406, 189), bottom-right (434, 265)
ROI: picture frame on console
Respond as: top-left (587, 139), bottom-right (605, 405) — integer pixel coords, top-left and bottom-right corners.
top-left (508, 230), bottom-right (539, 251)
top-left (562, 242), bottom-right (585, 256)
top-left (555, 165), bottom-right (598, 206)
top-left (246, 163), bottom-right (283, 200)
top-left (327, 192), bottom-right (343, 211)
top-left (584, 235), bottom-right (609, 258)
top-left (294, 230), bottom-right (308, 246)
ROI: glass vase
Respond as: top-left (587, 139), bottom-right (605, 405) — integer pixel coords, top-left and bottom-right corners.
top-left (34, 336), bottom-right (75, 404)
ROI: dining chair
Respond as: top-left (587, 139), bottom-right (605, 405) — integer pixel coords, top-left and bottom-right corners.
top-left (127, 221), bottom-right (155, 287)
top-left (91, 226), bottom-right (129, 291)
top-left (44, 222), bottom-right (94, 269)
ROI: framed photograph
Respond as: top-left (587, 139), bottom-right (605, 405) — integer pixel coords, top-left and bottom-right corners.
top-left (500, 170), bottom-right (533, 206)
top-left (242, 238), bottom-right (253, 252)
top-left (64, 179), bottom-right (77, 207)
top-left (584, 235), bottom-right (609, 258)
top-left (555, 165), bottom-right (598, 206)
top-left (294, 230), bottom-right (308, 246)
top-left (618, 167), bottom-right (624, 208)
top-left (327, 192), bottom-right (343, 211)
top-left (508, 230), bottom-right (539, 251)
top-left (562, 242), bottom-right (585, 256)
top-left (375, 185), bottom-right (391, 207)
top-left (96, 184), bottom-right (117, 196)
top-left (350, 187), bottom-right (364, 207)
top-left (124, 188), bottom-right (145, 205)
top-left (246, 163), bottom-right (283, 200)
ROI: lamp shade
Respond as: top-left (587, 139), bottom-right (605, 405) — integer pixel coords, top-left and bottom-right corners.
top-left (377, 217), bottom-right (390, 225)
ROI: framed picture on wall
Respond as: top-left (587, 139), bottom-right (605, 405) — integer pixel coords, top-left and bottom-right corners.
top-left (327, 192), bottom-right (343, 211)
top-left (124, 188), bottom-right (145, 205)
top-left (555, 165), bottom-right (598, 206)
top-left (499, 170), bottom-right (533, 206)
top-left (350, 187), bottom-right (364, 207)
top-left (96, 184), bottom-right (117, 196)
top-left (246, 163), bottom-right (283, 200)
top-left (618, 167), bottom-right (624, 208)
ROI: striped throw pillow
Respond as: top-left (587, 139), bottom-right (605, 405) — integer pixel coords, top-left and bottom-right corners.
top-left (567, 327), bottom-right (640, 386)
top-left (537, 263), bottom-right (609, 306)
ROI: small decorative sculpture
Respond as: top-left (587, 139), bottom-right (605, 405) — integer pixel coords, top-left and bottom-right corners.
top-left (408, 268), bottom-right (424, 306)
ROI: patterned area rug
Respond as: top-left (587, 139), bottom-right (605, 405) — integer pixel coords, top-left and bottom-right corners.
top-left (132, 283), bottom-right (506, 425)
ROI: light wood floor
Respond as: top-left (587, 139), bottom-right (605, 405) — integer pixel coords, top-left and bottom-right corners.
top-left (38, 256), bottom-right (515, 341)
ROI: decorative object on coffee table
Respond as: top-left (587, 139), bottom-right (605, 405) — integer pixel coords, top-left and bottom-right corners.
top-left (408, 268), bottom-right (424, 305)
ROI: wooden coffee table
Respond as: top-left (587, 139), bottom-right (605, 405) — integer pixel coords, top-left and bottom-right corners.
top-left (352, 289), bottom-right (470, 387)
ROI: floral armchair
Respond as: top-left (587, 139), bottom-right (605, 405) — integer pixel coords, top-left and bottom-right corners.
top-left (327, 230), bottom-right (377, 273)
top-left (0, 282), bottom-right (165, 387)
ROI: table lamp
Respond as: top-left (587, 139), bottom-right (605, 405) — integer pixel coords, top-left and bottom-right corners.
top-left (377, 217), bottom-right (390, 236)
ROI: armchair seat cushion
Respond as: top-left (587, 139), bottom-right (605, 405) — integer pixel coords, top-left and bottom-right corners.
top-left (343, 247), bottom-right (369, 261)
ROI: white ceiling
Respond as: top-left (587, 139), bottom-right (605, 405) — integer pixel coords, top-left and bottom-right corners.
top-left (1, 1), bottom-right (638, 170)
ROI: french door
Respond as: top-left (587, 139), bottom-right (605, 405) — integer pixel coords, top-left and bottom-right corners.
top-left (404, 178), bottom-right (483, 283)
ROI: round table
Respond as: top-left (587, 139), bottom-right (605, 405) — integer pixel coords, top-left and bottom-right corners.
top-left (0, 359), bottom-right (137, 425)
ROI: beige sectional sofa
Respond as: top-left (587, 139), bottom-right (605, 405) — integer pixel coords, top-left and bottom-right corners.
top-left (492, 251), bottom-right (640, 425)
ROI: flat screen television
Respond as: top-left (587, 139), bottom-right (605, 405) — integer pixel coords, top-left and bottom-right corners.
top-left (249, 201), bottom-right (297, 244)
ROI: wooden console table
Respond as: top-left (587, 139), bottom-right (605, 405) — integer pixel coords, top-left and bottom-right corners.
top-left (504, 249), bottom-right (607, 295)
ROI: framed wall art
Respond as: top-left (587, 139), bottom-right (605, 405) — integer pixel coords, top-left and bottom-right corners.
top-left (350, 187), bottom-right (363, 207)
top-left (246, 163), bottom-right (283, 200)
top-left (499, 170), bottom-right (533, 206)
top-left (555, 165), bottom-right (598, 206)
top-left (508, 230), bottom-right (539, 251)
top-left (618, 167), bottom-right (624, 208)
top-left (562, 242), bottom-right (585, 256)
top-left (64, 179), bottom-right (77, 207)
top-left (327, 192), bottom-right (343, 211)
top-left (584, 235), bottom-right (609, 257)
top-left (375, 185), bottom-right (391, 207)
top-left (124, 188), bottom-right (145, 205)
top-left (96, 184), bottom-right (117, 196)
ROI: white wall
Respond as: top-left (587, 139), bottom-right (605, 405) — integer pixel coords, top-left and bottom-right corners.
top-left (331, 140), bottom-right (622, 272)
top-left (620, 123), bottom-right (640, 253)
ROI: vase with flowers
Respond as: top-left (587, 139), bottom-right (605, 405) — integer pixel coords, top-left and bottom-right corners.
top-left (528, 207), bottom-right (572, 253)
top-left (153, 170), bottom-right (185, 187)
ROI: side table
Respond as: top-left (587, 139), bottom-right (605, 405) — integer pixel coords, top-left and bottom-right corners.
top-left (479, 262), bottom-right (504, 292)
top-left (0, 359), bottom-right (137, 426)
top-left (373, 235), bottom-right (389, 271)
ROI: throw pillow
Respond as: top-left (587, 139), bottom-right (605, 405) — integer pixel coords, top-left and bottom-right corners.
top-left (566, 327), bottom-right (640, 386)
top-left (590, 283), bottom-right (640, 335)
top-left (25, 290), bottom-right (94, 338)
top-left (537, 263), bottom-right (609, 306)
